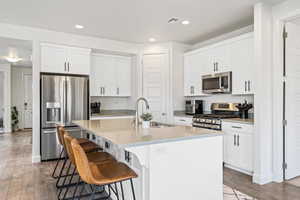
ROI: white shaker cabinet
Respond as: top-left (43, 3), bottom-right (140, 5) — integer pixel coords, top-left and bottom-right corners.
top-left (41, 43), bottom-right (91, 75)
top-left (205, 44), bottom-right (231, 74)
top-left (230, 33), bottom-right (255, 95)
top-left (184, 51), bottom-right (209, 96)
top-left (223, 121), bottom-right (253, 174)
top-left (115, 57), bottom-right (132, 96)
top-left (90, 54), bottom-right (132, 97)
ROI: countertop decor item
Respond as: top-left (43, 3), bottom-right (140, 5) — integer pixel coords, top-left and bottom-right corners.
top-left (140, 113), bottom-right (153, 128)
top-left (236, 100), bottom-right (253, 119)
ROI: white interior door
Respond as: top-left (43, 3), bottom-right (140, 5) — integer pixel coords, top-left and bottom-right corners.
top-left (0, 72), bottom-right (4, 132)
top-left (24, 74), bottom-right (32, 129)
top-left (285, 22), bottom-right (300, 180)
top-left (142, 54), bottom-right (168, 123)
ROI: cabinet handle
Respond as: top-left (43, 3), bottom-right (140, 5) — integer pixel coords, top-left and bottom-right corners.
top-left (245, 81), bottom-right (247, 92)
top-left (103, 87), bottom-right (105, 95)
top-left (68, 62), bottom-right (70, 72)
top-left (190, 86), bottom-right (194, 95)
top-left (213, 63), bottom-right (216, 72)
top-left (248, 80), bottom-right (251, 92)
top-left (234, 134), bottom-right (236, 146)
top-left (232, 126), bottom-right (242, 129)
top-left (64, 62), bottom-right (67, 71)
top-left (216, 62), bottom-right (218, 71)
top-left (179, 119), bottom-right (186, 122)
top-left (117, 87), bottom-right (119, 95)
top-left (237, 135), bottom-right (240, 146)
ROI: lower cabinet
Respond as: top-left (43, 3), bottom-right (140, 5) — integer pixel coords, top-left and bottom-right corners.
top-left (223, 121), bottom-right (253, 174)
top-left (173, 116), bottom-right (193, 126)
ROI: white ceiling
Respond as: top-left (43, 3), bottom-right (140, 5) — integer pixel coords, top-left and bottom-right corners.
top-left (0, 0), bottom-right (284, 44)
top-left (0, 37), bottom-right (32, 67)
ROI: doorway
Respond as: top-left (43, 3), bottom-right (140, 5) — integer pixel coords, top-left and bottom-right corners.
top-left (0, 37), bottom-right (33, 133)
top-left (142, 53), bottom-right (168, 123)
top-left (283, 19), bottom-right (300, 182)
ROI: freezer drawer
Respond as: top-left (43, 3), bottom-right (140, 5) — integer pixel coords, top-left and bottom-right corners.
top-left (41, 127), bottom-right (84, 161)
top-left (41, 128), bottom-right (61, 161)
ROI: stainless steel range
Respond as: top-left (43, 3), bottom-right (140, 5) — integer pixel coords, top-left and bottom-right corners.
top-left (192, 103), bottom-right (239, 130)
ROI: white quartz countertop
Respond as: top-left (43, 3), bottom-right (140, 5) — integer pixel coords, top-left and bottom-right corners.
top-left (74, 119), bottom-right (222, 147)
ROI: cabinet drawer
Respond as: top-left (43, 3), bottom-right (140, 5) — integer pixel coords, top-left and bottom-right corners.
top-left (222, 121), bottom-right (253, 133)
top-left (174, 117), bottom-right (193, 126)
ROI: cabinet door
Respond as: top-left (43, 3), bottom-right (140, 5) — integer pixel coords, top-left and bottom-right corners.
top-left (184, 54), bottom-right (195, 96)
top-left (230, 35), bottom-right (254, 95)
top-left (90, 55), bottom-right (102, 96)
top-left (215, 44), bottom-right (231, 73)
top-left (68, 47), bottom-right (91, 75)
top-left (224, 132), bottom-right (238, 167)
top-left (90, 54), bottom-right (115, 96)
top-left (184, 52), bottom-right (208, 96)
top-left (41, 44), bottom-right (68, 73)
top-left (115, 57), bottom-right (132, 96)
top-left (238, 133), bottom-right (253, 172)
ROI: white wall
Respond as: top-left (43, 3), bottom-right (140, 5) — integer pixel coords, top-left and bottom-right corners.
top-left (11, 66), bottom-right (32, 129)
top-left (253, 2), bottom-right (274, 185)
top-left (191, 25), bottom-right (254, 50)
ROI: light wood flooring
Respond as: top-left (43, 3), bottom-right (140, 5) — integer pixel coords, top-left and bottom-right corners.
top-left (1, 130), bottom-right (300, 200)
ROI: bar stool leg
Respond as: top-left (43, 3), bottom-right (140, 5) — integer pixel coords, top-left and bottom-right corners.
top-left (130, 179), bottom-right (136, 200)
top-left (89, 185), bottom-right (96, 200)
top-left (61, 167), bottom-right (77, 200)
top-left (56, 157), bottom-right (69, 188)
top-left (52, 149), bottom-right (64, 178)
top-left (72, 176), bottom-right (81, 199)
top-left (120, 182), bottom-right (125, 200)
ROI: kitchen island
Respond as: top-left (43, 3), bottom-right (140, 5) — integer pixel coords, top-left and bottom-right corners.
top-left (74, 119), bottom-right (223, 200)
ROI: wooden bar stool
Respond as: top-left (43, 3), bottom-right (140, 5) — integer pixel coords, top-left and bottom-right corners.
top-left (71, 138), bottom-right (138, 200)
top-left (54, 126), bottom-right (103, 190)
top-left (59, 132), bottom-right (115, 200)
top-left (52, 126), bottom-right (102, 179)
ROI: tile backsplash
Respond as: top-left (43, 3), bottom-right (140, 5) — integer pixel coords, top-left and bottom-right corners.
top-left (186, 94), bottom-right (254, 113)
top-left (90, 97), bottom-right (135, 110)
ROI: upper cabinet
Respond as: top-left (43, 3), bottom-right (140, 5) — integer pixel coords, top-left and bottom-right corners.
top-left (205, 44), bottom-right (231, 74)
top-left (41, 43), bottom-right (91, 75)
top-left (184, 32), bottom-right (254, 96)
top-left (90, 54), bottom-right (132, 97)
top-left (184, 51), bottom-right (209, 96)
top-left (230, 34), bottom-right (254, 95)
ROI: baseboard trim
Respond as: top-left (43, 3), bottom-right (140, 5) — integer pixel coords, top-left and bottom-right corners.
top-left (224, 164), bottom-right (253, 176)
top-left (253, 172), bottom-right (273, 185)
top-left (32, 155), bottom-right (41, 163)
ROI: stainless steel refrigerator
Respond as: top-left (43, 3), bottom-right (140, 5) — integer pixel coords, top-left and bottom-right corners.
top-left (40, 73), bottom-right (89, 161)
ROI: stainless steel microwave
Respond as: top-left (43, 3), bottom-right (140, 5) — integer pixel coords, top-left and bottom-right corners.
top-left (202, 72), bottom-right (232, 93)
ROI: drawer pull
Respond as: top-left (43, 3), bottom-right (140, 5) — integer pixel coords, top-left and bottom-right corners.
top-left (179, 119), bottom-right (186, 122)
top-left (232, 126), bottom-right (242, 129)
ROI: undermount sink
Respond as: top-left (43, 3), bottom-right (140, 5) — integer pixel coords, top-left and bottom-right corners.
top-left (150, 121), bottom-right (175, 128)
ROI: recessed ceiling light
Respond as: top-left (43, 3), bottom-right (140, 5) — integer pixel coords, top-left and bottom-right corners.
top-left (75, 24), bottom-right (84, 29)
top-left (149, 38), bottom-right (156, 42)
top-left (182, 20), bottom-right (190, 25)
top-left (5, 57), bottom-right (22, 63)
